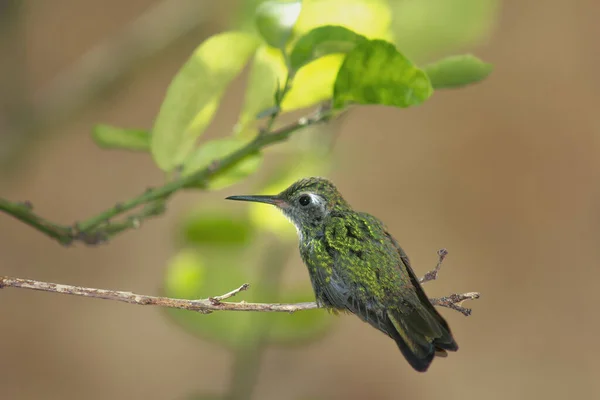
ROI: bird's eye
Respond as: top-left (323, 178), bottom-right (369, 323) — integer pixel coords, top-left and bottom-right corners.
top-left (298, 195), bottom-right (311, 206)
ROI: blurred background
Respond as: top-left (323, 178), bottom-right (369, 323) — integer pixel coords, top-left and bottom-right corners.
top-left (1, 0), bottom-right (599, 399)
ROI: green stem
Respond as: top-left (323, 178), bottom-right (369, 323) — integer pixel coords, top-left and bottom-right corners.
top-left (76, 121), bottom-right (300, 231)
top-left (0, 199), bottom-right (73, 245)
top-left (0, 108), bottom-right (331, 246)
top-left (263, 53), bottom-right (294, 134)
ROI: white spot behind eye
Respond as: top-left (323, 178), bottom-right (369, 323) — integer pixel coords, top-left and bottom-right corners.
top-left (308, 193), bottom-right (322, 205)
top-left (308, 194), bottom-right (329, 218)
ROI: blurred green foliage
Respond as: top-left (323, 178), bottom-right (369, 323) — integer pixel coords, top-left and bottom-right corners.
top-left (180, 209), bottom-right (252, 246)
top-left (164, 248), bottom-right (257, 348)
top-left (91, 0), bottom-right (497, 398)
top-left (92, 125), bottom-right (150, 151)
top-left (151, 32), bottom-right (260, 172)
top-left (182, 138), bottom-right (263, 190)
top-left (424, 54), bottom-right (493, 89)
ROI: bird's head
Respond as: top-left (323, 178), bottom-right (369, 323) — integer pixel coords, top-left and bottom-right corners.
top-left (226, 177), bottom-right (349, 234)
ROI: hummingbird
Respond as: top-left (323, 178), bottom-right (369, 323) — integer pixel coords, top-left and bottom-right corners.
top-left (226, 177), bottom-right (458, 371)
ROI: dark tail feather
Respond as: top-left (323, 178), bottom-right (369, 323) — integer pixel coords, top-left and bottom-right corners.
top-left (386, 303), bottom-right (458, 372)
top-left (385, 251), bottom-right (460, 371)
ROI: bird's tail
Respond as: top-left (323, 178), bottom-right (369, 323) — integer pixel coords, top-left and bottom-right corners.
top-left (386, 293), bottom-right (458, 372)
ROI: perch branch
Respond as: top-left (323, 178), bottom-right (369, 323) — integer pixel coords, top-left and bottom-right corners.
top-left (0, 276), bottom-right (316, 313)
top-left (0, 276), bottom-right (477, 315)
top-left (0, 250), bottom-right (479, 316)
top-left (0, 106), bottom-right (332, 246)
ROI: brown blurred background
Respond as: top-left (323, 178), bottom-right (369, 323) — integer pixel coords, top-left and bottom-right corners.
top-left (2, 1), bottom-right (599, 399)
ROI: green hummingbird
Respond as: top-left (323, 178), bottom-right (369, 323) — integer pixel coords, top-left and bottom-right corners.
top-left (226, 177), bottom-right (458, 371)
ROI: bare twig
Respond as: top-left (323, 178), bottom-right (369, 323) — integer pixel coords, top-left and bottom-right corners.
top-left (0, 276), bottom-right (315, 313)
top-left (429, 293), bottom-right (480, 317)
top-left (208, 283), bottom-right (250, 305)
top-left (417, 249), bottom-right (478, 316)
top-left (419, 248), bottom-right (448, 284)
top-left (0, 250), bottom-right (478, 316)
top-left (0, 275), bottom-right (478, 315)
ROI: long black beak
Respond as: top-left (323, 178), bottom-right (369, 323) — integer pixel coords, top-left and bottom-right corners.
top-left (225, 195), bottom-right (287, 207)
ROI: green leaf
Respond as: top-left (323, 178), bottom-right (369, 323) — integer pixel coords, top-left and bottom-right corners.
top-left (333, 40), bottom-right (432, 109)
top-left (255, 0), bottom-right (302, 49)
top-left (424, 54), bottom-right (492, 89)
top-left (281, 54), bottom-right (343, 110)
top-left (289, 25), bottom-right (366, 71)
top-left (390, 0), bottom-right (500, 62)
top-left (151, 32), bottom-right (260, 172)
top-left (92, 124), bottom-right (150, 152)
top-left (164, 249), bottom-right (257, 349)
top-left (267, 287), bottom-right (332, 344)
top-left (182, 138), bottom-right (263, 190)
top-left (181, 208), bottom-right (253, 246)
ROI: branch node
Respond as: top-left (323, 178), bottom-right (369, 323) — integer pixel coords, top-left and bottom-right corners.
top-left (16, 201), bottom-right (34, 210)
top-left (75, 231), bottom-right (108, 246)
top-left (208, 160), bottom-right (220, 173)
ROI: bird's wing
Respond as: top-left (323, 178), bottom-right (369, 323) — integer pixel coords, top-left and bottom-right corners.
top-left (331, 213), bottom-right (458, 371)
top-left (363, 213), bottom-right (458, 352)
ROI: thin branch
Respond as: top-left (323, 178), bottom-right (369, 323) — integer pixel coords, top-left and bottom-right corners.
top-left (419, 248), bottom-right (448, 284)
top-left (429, 293), bottom-right (480, 317)
top-left (0, 276), bottom-right (478, 316)
top-left (0, 276), bottom-right (317, 313)
top-left (0, 199), bottom-right (74, 245)
top-left (418, 248), bottom-right (478, 316)
top-left (208, 283), bottom-right (250, 305)
top-left (0, 107), bottom-right (332, 246)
